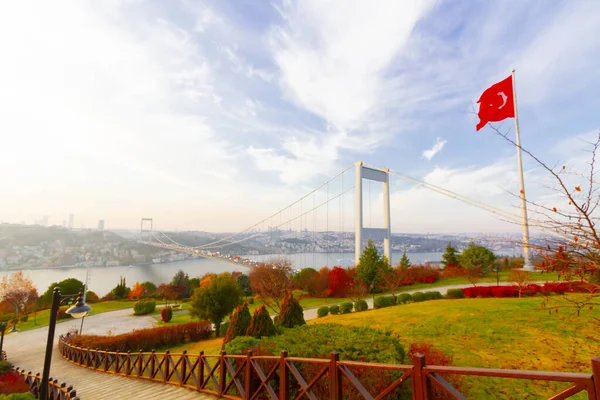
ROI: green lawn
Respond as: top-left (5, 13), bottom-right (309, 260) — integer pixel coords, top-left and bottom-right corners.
top-left (311, 295), bottom-right (599, 399)
top-left (11, 300), bottom-right (136, 333)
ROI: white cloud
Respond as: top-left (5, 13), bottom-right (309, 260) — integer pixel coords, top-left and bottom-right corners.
top-left (422, 137), bottom-right (447, 160)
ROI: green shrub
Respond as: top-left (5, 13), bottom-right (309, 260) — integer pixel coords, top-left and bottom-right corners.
top-left (226, 324), bottom-right (405, 363)
top-left (161, 306), bottom-right (173, 322)
top-left (0, 393), bottom-right (37, 400)
top-left (134, 299), bottom-right (156, 315)
top-left (423, 291), bottom-right (443, 300)
top-left (246, 305), bottom-right (276, 338)
top-left (248, 298), bottom-right (255, 304)
top-left (223, 303), bottom-right (251, 345)
top-left (317, 306), bottom-right (329, 318)
top-left (68, 322), bottom-right (211, 351)
top-left (354, 300), bottom-right (368, 312)
top-left (412, 292), bottom-right (426, 302)
top-left (374, 296), bottom-right (395, 309)
top-left (397, 293), bottom-right (412, 304)
top-left (0, 361), bottom-right (13, 374)
top-left (278, 293), bottom-right (306, 328)
top-left (85, 291), bottom-right (100, 303)
top-left (340, 302), bottom-right (353, 314)
top-left (446, 289), bottom-right (465, 299)
top-left (329, 305), bottom-right (340, 315)
top-left (19, 315), bottom-right (28, 323)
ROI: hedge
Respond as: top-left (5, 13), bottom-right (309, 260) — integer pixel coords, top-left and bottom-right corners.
top-left (329, 305), bottom-right (340, 315)
top-left (423, 291), bottom-right (443, 300)
top-left (68, 322), bottom-right (211, 352)
top-left (354, 300), bottom-right (368, 312)
top-left (397, 293), bottom-right (412, 304)
top-left (134, 299), bottom-right (156, 315)
top-left (374, 296), bottom-right (395, 309)
top-left (461, 282), bottom-right (593, 299)
top-left (317, 306), bottom-right (329, 318)
top-left (446, 289), bottom-right (465, 299)
top-left (340, 302), bottom-right (353, 314)
top-left (412, 292), bottom-right (426, 302)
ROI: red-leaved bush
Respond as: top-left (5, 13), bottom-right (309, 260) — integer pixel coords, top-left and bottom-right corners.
top-left (409, 342), bottom-right (463, 399)
top-left (441, 265), bottom-right (463, 278)
top-left (462, 282), bottom-right (592, 298)
top-left (398, 265), bottom-right (441, 286)
top-left (67, 322), bottom-right (211, 352)
top-left (328, 266), bottom-right (351, 297)
top-left (0, 371), bottom-right (30, 394)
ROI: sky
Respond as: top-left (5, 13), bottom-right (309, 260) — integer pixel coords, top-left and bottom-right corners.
top-left (1, 0), bottom-right (599, 234)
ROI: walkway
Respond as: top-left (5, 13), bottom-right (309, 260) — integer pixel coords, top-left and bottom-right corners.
top-left (3, 308), bottom-right (214, 400)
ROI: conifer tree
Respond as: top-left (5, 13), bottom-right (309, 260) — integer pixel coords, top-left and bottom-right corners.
top-left (223, 302), bottom-right (252, 344)
top-left (399, 251), bottom-right (412, 269)
top-left (441, 242), bottom-right (460, 267)
top-left (246, 305), bottom-right (276, 338)
top-left (278, 293), bottom-right (306, 328)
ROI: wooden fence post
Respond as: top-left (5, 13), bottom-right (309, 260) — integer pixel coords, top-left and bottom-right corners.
top-left (330, 352), bottom-right (342, 400)
top-left (138, 350), bottom-right (143, 378)
top-left (412, 353), bottom-right (427, 400)
top-left (198, 351), bottom-right (204, 392)
top-left (115, 351), bottom-right (120, 374)
top-left (126, 351), bottom-right (132, 375)
top-left (245, 350), bottom-right (254, 400)
top-left (592, 357), bottom-right (600, 400)
top-left (181, 350), bottom-right (187, 386)
top-left (219, 351), bottom-right (227, 396)
top-left (280, 350), bottom-right (289, 400)
top-left (104, 350), bottom-right (109, 371)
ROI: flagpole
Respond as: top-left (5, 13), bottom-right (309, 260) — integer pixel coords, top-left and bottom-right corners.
top-left (512, 69), bottom-right (533, 271)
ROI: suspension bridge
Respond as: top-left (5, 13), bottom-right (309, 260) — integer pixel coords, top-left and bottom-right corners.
top-left (139, 161), bottom-right (564, 271)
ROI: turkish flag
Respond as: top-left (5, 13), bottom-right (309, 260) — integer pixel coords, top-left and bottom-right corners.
top-left (476, 76), bottom-right (515, 131)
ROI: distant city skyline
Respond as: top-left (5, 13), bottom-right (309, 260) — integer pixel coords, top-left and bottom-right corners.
top-left (1, 1), bottom-right (599, 234)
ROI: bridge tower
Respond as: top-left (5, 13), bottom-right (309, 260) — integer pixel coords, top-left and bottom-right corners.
top-left (355, 161), bottom-right (391, 262)
top-left (140, 217), bottom-right (153, 242)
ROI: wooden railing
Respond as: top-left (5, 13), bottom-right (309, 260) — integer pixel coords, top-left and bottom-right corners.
top-left (14, 368), bottom-right (79, 400)
top-left (59, 334), bottom-right (600, 399)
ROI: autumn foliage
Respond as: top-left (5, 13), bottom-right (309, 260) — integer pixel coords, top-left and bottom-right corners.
top-left (328, 266), bottom-right (351, 297)
top-left (128, 281), bottom-right (145, 300)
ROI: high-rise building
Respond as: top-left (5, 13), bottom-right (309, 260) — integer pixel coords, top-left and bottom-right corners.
top-left (63, 220), bottom-right (66, 227)
top-left (98, 220), bottom-right (105, 231)
top-left (42, 216), bottom-right (49, 226)
top-left (68, 214), bottom-right (74, 229)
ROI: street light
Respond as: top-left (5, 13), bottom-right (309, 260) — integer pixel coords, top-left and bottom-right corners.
top-left (40, 288), bottom-right (91, 400)
top-left (0, 321), bottom-right (7, 359)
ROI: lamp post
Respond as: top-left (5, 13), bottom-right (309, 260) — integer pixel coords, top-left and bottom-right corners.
top-left (0, 321), bottom-right (7, 358)
top-left (40, 288), bottom-right (91, 400)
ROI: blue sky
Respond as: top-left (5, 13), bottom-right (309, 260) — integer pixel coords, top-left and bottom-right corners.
top-left (1, 0), bottom-right (599, 233)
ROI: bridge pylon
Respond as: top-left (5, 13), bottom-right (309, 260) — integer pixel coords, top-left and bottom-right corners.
top-left (141, 217), bottom-right (153, 242)
top-left (355, 161), bottom-right (391, 263)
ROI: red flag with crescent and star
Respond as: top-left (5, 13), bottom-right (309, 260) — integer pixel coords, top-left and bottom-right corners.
top-left (476, 75), bottom-right (515, 131)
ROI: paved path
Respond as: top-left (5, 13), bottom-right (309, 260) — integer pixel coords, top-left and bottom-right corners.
top-left (3, 308), bottom-right (214, 400)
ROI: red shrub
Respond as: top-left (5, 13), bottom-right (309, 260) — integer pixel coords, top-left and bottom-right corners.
top-left (461, 282), bottom-right (592, 299)
top-left (441, 265), bottom-right (463, 278)
top-left (68, 322), bottom-right (211, 352)
top-left (328, 266), bottom-right (351, 297)
top-left (0, 371), bottom-right (30, 394)
top-left (409, 342), bottom-right (463, 399)
top-left (398, 265), bottom-right (441, 286)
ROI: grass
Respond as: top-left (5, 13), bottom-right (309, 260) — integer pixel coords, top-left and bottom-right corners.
top-left (12, 300), bottom-right (136, 333)
top-left (310, 295), bottom-right (600, 399)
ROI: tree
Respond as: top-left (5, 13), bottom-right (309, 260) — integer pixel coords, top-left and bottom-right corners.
top-left (236, 274), bottom-right (253, 296)
top-left (460, 242), bottom-right (497, 274)
top-left (377, 267), bottom-right (402, 303)
top-left (249, 259), bottom-right (293, 313)
top-left (129, 282), bottom-right (144, 300)
top-left (294, 268), bottom-right (320, 295)
top-left (441, 242), bottom-right (460, 267)
top-left (189, 274), bottom-right (243, 336)
top-left (111, 277), bottom-right (130, 299)
top-left (141, 281), bottom-right (157, 295)
top-left (0, 272), bottom-right (35, 321)
top-left (189, 278), bottom-right (200, 292)
top-left (40, 278), bottom-right (84, 307)
top-left (356, 240), bottom-right (389, 298)
top-left (171, 270), bottom-right (191, 297)
top-left (328, 266), bottom-right (351, 297)
top-left (509, 269), bottom-right (532, 298)
top-left (223, 302), bottom-right (252, 345)
top-left (246, 305), bottom-right (276, 338)
top-left (278, 293), bottom-right (306, 328)
top-left (200, 273), bottom-right (216, 288)
top-left (157, 283), bottom-right (186, 301)
top-left (399, 251), bottom-right (412, 269)
top-left (346, 267), bottom-right (370, 303)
